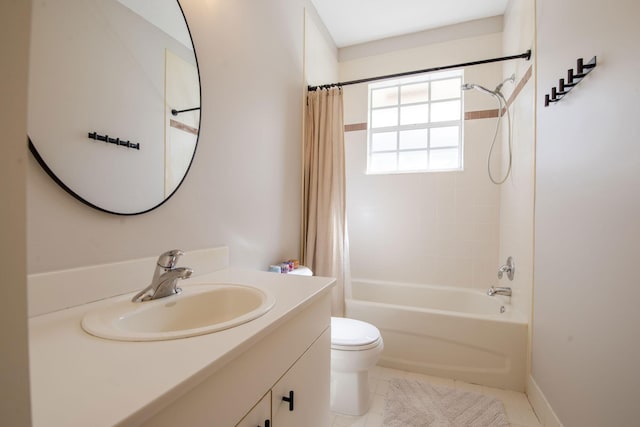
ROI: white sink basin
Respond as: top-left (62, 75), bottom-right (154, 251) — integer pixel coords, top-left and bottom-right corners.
top-left (81, 283), bottom-right (276, 341)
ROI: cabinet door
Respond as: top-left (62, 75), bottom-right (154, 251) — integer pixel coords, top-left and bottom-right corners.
top-left (271, 328), bottom-right (330, 427)
top-left (236, 391), bottom-right (271, 427)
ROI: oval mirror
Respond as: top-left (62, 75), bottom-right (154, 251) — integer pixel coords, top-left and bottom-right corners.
top-left (28, 0), bottom-right (200, 215)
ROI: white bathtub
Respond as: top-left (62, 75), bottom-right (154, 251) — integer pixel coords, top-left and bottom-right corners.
top-left (346, 279), bottom-right (527, 391)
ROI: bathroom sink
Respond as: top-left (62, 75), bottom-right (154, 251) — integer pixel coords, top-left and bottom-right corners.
top-left (81, 284), bottom-right (276, 341)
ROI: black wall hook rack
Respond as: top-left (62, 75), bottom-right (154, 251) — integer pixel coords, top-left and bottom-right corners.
top-left (544, 56), bottom-right (597, 107)
top-left (88, 132), bottom-right (140, 150)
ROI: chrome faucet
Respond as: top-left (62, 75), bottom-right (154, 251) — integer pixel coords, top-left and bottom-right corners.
top-left (132, 249), bottom-right (193, 302)
top-left (487, 286), bottom-right (512, 297)
top-left (497, 256), bottom-right (515, 281)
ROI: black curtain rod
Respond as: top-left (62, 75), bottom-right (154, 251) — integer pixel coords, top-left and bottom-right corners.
top-left (307, 49), bottom-right (531, 91)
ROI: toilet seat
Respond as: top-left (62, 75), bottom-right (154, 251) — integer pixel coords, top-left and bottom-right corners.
top-left (331, 317), bottom-right (382, 351)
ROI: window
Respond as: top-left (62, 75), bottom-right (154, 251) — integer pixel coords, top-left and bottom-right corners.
top-left (367, 70), bottom-right (463, 174)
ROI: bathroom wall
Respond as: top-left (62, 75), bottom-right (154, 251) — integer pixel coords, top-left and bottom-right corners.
top-left (27, 0), bottom-right (336, 275)
top-left (304, 6), bottom-right (339, 88)
top-left (498, 0), bottom-right (535, 343)
top-left (341, 18), bottom-right (506, 289)
top-left (0, 1), bottom-right (32, 425)
top-left (533, 0), bottom-right (640, 425)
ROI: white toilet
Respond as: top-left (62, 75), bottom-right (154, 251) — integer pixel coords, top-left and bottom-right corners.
top-left (288, 266), bottom-right (384, 415)
top-left (330, 316), bottom-right (383, 416)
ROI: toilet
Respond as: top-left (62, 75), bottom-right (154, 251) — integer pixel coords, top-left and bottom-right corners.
top-left (329, 316), bottom-right (383, 415)
top-left (288, 266), bottom-right (384, 416)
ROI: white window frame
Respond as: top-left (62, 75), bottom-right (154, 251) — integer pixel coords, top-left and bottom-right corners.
top-left (366, 70), bottom-right (464, 174)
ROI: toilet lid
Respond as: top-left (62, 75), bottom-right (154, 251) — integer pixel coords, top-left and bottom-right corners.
top-left (331, 317), bottom-right (381, 349)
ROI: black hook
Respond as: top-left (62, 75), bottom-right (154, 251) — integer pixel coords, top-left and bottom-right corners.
top-left (544, 56), bottom-right (596, 107)
top-left (171, 106), bottom-right (200, 116)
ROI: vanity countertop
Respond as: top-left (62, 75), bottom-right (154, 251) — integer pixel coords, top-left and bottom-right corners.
top-left (28, 268), bottom-right (335, 427)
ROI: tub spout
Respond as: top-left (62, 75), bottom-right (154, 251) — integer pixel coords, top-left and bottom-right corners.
top-left (487, 286), bottom-right (512, 297)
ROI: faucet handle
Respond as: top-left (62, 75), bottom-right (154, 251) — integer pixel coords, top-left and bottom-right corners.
top-left (497, 256), bottom-right (515, 281)
top-left (157, 249), bottom-right (184, 269)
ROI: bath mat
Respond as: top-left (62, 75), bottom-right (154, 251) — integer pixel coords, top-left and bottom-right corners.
top-left (383, 378), bottom-right (510, 427)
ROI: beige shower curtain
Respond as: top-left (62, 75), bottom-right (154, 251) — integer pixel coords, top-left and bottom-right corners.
top-left (302, 87), bottom-right (350, 316)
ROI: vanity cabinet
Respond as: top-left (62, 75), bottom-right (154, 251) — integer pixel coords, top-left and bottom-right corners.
top-left (141, 292), bottom-right (331, 427)
top-left (235, 328), bottom-right (330, 427)
top-left (271, 329), bottom-right (330, 426)
top-left (235, 391), bottom-right (271, 427)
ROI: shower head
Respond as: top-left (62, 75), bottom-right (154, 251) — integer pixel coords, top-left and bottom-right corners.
top-left (461, 82), bottom-right (496, 96)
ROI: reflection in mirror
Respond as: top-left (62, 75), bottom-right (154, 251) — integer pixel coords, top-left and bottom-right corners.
top-left (28, 0), bottom-right (200, 215)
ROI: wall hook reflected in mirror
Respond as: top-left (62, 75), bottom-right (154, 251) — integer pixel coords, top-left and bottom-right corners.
top-left (88, 131), bottom-right (140, 150)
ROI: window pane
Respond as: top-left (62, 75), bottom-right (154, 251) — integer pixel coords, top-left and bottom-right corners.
top-left (430, 148), bottom-right (459, 169)
top-left (431, 78), bottom-right (461, 101)
top-left (399, 129), bottom-right (428, 150)
top-left (400, 104), bottom-right (429, 125)
top-left (430, 100), bottom-right (461, 122)
top-left (430, 126), bottom-right (459, 148)
top-left (371, 107), bottom-right (398, 128)
top-left (371, 87), bottom-right (398, 108)
top-left (401, 83), bottom-right (429, 104)
top-left (371, 131), bottom-right (397, 152)
top-left (399, 151), bottom-right (428, 171)
top-left (367, 70), bottom-right (463, 175)
top-left (370, 152), bottom-right (397, 172)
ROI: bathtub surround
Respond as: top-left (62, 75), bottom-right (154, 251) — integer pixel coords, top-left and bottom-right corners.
top-left (383, 378), bottom-right (510, 427)
top-left (340, 14), bottom-right (534, 395)
top-left (343, 20), bottom-right (505, 291)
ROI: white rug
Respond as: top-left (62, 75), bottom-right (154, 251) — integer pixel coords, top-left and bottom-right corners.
top-left (383, 378), bottom-right (511, 427)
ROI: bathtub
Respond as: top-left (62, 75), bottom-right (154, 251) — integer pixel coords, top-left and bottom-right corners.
top-left (346, 279), bottom-right (527, 391)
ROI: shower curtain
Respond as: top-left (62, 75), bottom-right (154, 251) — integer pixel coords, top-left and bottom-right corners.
top-left (302, 87), bottom-right (350, 316)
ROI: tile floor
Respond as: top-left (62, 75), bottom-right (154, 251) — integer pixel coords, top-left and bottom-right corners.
top-left (330, 366), bottom-right (541, 427)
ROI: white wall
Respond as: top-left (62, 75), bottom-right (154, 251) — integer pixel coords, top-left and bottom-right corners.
top-left (304, 6), bottom-right (339, 87)
top-left (499, 0), bottom-right (535, 340)
top-left (27, 0), bottom-right (332, 275)
top-left (0, 1), bottom-right (32, 425)
top-left (341, 20), bottom-right (506, 289)
top-left (534, 0), bottom-right (640, 425)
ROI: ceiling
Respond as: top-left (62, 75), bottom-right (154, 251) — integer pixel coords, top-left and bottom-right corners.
top-left (310, 0), bottom-right (509, 48)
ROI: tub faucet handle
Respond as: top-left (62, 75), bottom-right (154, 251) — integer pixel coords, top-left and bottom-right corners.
top-left (497, 256), bottom-right (515, 281)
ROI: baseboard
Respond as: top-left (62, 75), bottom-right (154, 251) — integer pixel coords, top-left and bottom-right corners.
top-left (526, 375), bottom-right (564, 427)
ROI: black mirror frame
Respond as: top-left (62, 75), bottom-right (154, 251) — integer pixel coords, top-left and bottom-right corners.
top-left (28, 0), bottom-right (201, 216)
